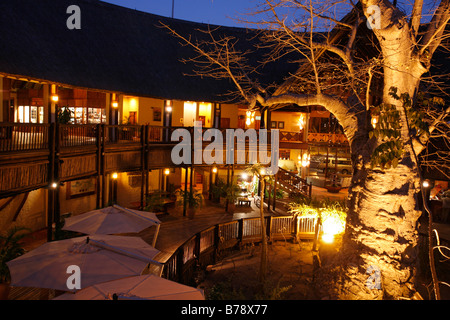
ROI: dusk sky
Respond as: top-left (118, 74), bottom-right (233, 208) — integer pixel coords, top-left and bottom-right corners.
top-left (102, 0), bottom-right (259, 27)
top-left (102, 0), bottom-right (437, 29)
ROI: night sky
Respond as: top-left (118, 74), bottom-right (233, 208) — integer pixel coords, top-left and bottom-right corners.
top-left (101, 0), bottom-right (438, 29)
top-left (101, 0), bottom-right (259, 27)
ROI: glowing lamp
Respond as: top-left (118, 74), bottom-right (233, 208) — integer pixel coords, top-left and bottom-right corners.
top-left (51, 182), bottom-right (58, 189)
top-left (422, 180), bottom-right (430, 188)
top-left (322, 233), bottom-right (334, 244)
top-left (51, 94), bottom-right (59, 102)
top-left (212, 167), bottom-right (218, 173)
top-left (245, 111), bottom-right (255, 126)
top-left (112, 172), bottom-right (118, 179)
top-left (371, 115), bottom-right (379, 129)
top-left (164, 168), bottom-right (170, 175)
top-left (301, 153), bottom-right (310, 167)
top-left (298, 114), bottom-right (305, 131)
top-left (241, 173), bottom-right (248, 180)
top-left (111, 93), bottom-right (118, 108)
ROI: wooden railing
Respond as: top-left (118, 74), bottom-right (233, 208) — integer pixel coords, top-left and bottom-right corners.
top-left (160, 215), bottom-right (316, 285)
top-left (276, 167), bottom-right (312, 198)
top-left (280, 131), bottom-right (303, 142)
top-left (0, 123), bottom-right (282, 152)
top-left (0, 122), bottom-right (49, 152)
top-left (59, 124), bottom-right (98, 148)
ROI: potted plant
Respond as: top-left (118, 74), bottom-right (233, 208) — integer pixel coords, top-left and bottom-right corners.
top-left (144, 190), bottom-right (165, 213)
top-left (57, 106), bottom-right (72, 124)
top-left (177, 189), bottom-right (203, 219)
top-left (225, 183), bottom-right (241, 214)
top-left (0, 226), bottom-right (30, 300)
top-left (210, 178), bottom-right (226, 203)
top-left (325, 174), bottom-right (342, 193)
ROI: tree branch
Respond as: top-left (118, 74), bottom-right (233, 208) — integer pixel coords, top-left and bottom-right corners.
top-left (413, 105), bottom-right (450, 155)
top-left (419, 0), bottom-right (450, 58)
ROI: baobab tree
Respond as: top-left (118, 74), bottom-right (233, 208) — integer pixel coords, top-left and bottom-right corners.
top-left (163, 0), bottom-right (450, 299)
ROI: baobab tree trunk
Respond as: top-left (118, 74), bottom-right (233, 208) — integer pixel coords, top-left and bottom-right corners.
top-left (333, 162), bottom-right (422, 299)
top-left (319, 46), bottom-right (426, 300)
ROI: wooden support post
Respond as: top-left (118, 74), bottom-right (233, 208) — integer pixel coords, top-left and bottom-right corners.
top-left (96, 124), bottom-right (102, 208)
top-left (208, 167), bottom-right (213, 200)
top-left (140, 125), bottom-right (146, 210)
top-left (272, 173), bottom-right (277, 211)
top-left (177, 248), bottom-right (184, 283)
top-left (189, 165), bottom-right (194, 194)
top-left (226, 165), bottom-right (230, 211)
top-left (312, 217), bottom-right (322, 270)
top-left (47, 122), bottom-right (56, 242)
top-left (54, 123), bottom-right (61, 227)
top-left (267, 216), bottom-right (272, 242)
top-left (238, 218), bottom-right (244, 243)
top-left (213, 225), bottom-right (220, 264)
top-left (101, 125), bottom-right (107, 208)
top-left (183, 167), bottom-right (188, 217)
top-left (144, 125), bottom-right (149, 209)
top-left (194, 233), bottom-right (201, 265)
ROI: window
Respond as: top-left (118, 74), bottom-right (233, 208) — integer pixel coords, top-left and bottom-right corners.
top-left (17, 105), bottom-right (44, 123)
top-left (68, 107), bottom-right (106, 124)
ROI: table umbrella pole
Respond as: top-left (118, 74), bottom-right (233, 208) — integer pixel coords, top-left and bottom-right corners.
top-left (152, 224), bottom-right (160, 248)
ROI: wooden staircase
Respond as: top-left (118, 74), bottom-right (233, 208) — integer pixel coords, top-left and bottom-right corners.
top-left (275, 167), bottom-right (312, 199)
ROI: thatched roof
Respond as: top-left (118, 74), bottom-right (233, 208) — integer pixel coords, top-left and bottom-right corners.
top-left (0, 0), bottom-right (296, 103)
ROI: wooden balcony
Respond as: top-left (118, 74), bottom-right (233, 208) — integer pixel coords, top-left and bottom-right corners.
top-left (279, 130), bottom-right (308, 149)
top-left (0, 123), bottom-right (277, 198)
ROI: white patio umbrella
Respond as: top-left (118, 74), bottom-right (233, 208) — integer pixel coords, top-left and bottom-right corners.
top-left (7, 234), bottom-right (162, 292)
top-left (53, 274), bottom-right (204, 300)
top-left (62, 205), bottom-right (161, 246)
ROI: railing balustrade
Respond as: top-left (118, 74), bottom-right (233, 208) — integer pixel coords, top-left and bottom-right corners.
top-left (104, 125), bottom-right (142, 144)
top-left (0, 122), bottom-right (49, 152)
top-left (161, 215), bottom-right (318, 284)
top-left (0, 123), bottom-right (283, 152)
top-left (59, 124), bottom-right (97, 148)
top-left (276, 167), bottom-right (312, 198)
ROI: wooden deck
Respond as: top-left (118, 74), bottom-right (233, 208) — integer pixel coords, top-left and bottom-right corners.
top-left (134, 200), bottom-right (264, 263)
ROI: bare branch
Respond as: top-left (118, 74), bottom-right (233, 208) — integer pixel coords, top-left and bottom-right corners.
top-left (410, 0), bottom-right (424, 38)
top-left (419, 0), bottom-right (450, 58)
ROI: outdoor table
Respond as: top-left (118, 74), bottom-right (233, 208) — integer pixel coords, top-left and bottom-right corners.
top-left (238, 197), bottom-right (251, 207)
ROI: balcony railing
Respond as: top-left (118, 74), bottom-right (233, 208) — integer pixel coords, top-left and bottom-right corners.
top-left (59, 124), bottom-right (98, 148)
top-left (159, 214), bottom-right (317, 285)
top-left (0, 122), bottom-right (49, 152)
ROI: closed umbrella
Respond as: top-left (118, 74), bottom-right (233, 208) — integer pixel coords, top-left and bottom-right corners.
top-left (62, 205), bottom-right (161, 246)
top-left (7, 234), bottom-right (162, 292)
top-left (54, 274), bottom-right (204, 300)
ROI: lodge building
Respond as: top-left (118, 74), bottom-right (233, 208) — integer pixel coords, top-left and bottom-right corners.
top-left (0, 0), bottom-right (354, 240)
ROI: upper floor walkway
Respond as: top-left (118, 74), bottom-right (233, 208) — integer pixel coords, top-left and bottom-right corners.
top-left (0, 122), bottom-right (314, 198)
